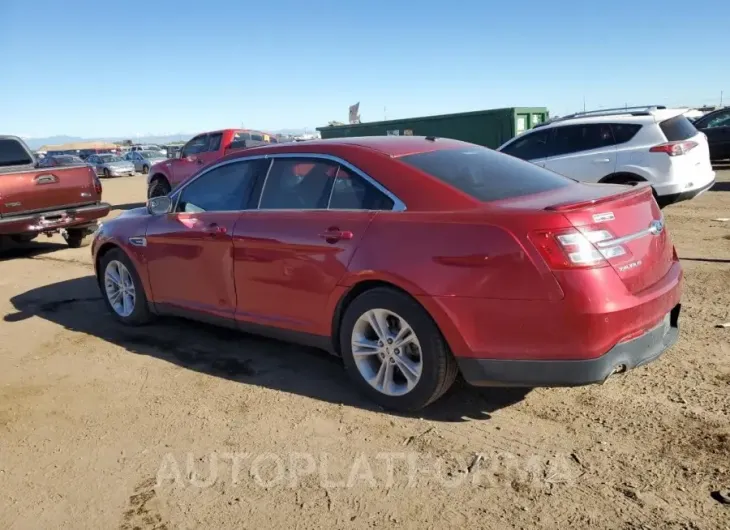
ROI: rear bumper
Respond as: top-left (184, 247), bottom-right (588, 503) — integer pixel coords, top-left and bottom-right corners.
top-left (655, 171), bottom-right (716, 207)
top-left (458, 304), bottom-right (681, 387)
top-left (0, 202), bottom-right (111, 235)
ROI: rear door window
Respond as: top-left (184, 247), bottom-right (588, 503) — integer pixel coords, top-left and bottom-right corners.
top-left (704, 111), bottom-right (730, 129)
top-left (610, 123), bottom-right (642, 144)
top-left (259, 158), bottom-right (337, 210)
top-left (328, 167), bottom-right (394, 210)
top-left (660, 115), bottom-right (698, 141)
top-left (0, 139), bottom-right (33, 167)
top-left (500, 129), bottom-right (550, 160)
top-left (550, 123), bottom-right (614, 156)
top-left (400, 146), bottom-right (573, 202)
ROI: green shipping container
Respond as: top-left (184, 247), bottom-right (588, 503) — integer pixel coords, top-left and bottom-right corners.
top-left (316, 107), bottom-right (549, 149)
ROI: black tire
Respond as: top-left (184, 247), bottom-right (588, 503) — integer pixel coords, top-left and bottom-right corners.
top-left (64, 228), bottom-right (93, 248)
top-left (142, 165), bottom-right (149, 175)
top-left (103, 168), bottom-right (111, 178)
top-left (98, 247), bottom-right (153, 325)
top-left (148, 177), bottom-right (171, 199)
top-left (339, 287), bottom-right (458, 412)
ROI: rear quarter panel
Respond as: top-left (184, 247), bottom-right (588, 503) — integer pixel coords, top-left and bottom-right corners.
top-left (341, 211), bottom-right (564, 301)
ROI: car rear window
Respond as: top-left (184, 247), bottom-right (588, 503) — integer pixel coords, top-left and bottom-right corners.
top-left (610, 123), bottom-right (642, 144)
top-left (659, 115), bottom-right (698, 141)
top-left (0, 138), bottom-right (33, 167)
top-left (400, 146), bottom-right (574, 202)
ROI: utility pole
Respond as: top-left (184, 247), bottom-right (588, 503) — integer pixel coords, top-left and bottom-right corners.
top-left (583, 97), bottom-right (586, 112)
top-left (721, 90), bottom-right (724, 107)
top-left (384, 107), bottom-right (387, 120)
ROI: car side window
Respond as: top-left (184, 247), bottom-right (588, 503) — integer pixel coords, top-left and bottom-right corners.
top-left (182, 135), bottom-right (208, 157)
top-left (500, 129), bottom-right (550, 160)
top-left (609, 123), bottom-right (642, 144)
top-left (176, 160), bottom-right (264, 213)
top-left (207, 133), bottom-right (222, 152)
top-left (328, 166), bottom-right (394, 210)
top-left (88, 155), bottom-right (97, 163)
top-left (258, 158), bottom-right (338, 210)
top-left (705, 112), bottom-right (730, 129)
top-left (550, 124), bottom-right (614, 157)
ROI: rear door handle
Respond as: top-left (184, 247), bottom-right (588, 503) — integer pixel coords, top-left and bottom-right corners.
top-left (318, 228), bottom-right (353, 243)
top-left (593, 158), bottom-right (611, 163)
top-left (196, 159), bottom-right (204, 165)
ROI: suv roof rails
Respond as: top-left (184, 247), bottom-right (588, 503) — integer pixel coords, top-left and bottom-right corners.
top-left (542, 105), bottom-right (668, 126)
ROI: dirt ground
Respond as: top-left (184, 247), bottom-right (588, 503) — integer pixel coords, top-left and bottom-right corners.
top-left (1, 170), bottom-right (729, 530)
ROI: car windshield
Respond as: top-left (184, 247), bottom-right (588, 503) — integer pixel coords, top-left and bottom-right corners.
top-left (139, 150), bottom-right (164, 159)
top-left (99, 155), bottom-right (122, 163)
top-left (400, 145), bottom-right (574, 202)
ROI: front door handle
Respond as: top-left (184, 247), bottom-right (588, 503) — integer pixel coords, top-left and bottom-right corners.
top-left (204, 223), bottom-right (227, 236)
top-left (593, 158), bottom-right (611, 163)
top-left (318, 228), bottom-right (353, 243)
top-left (196, 159), bottom-right (204, 165)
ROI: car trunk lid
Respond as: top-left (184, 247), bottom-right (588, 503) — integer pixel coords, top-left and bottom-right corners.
top-left (545, 183), bottom-right (673, 293)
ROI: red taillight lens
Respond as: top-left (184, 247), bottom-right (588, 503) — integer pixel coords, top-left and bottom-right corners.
top-left (649, 141), bottom-right (698, 156)
top-left (90, 168), bottom-right (102, 195)
top-left (529, 225), bottom-right (631, 270)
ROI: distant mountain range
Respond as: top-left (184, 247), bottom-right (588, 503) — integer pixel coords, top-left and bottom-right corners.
top-left (22, 128), bottom-right (315, 150)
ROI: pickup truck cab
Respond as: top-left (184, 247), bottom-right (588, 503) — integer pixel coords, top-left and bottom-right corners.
top-left (147, 129), bottom-right (277, 197)
top-left (0, 135), bottom-right (110, 248)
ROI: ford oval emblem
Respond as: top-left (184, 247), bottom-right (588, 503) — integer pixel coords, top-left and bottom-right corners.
top-left (649, 219), bottom-right (664, 235)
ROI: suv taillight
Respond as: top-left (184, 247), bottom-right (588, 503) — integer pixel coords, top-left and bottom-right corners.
top-left (649, 141), bottom-right (698, 156)
top-left (528, 226), bottom-right (630, 270)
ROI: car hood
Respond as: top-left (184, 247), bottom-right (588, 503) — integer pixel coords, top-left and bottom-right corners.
top-left (115, 206), bottom-right (150, 219)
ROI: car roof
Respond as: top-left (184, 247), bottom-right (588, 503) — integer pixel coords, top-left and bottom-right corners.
top-left (230, 135), bottom-right (467, 158)
top-left (535, 108), bottom-right (686, 131)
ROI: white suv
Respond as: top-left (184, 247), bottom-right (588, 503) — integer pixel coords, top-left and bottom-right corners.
top-left (497, 106), bottom-right (716, 207)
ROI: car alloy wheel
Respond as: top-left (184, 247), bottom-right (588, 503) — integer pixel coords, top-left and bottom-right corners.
top-left (104, 259), bottom-right (136, 317)
top-left (351, 308), bottom-right (423, 396)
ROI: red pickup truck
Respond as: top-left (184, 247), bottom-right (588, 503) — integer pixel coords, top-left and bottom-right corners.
top-left (146, 128), bottom-right (277, 198)
top-left (0, 135), bottom-right (110, 248)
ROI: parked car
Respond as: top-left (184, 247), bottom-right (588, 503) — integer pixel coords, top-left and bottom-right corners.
top-left (498, 106), bottom-right (716, 208)
top-left (37, 154), bottom-right (87, 168)
top-left (0, 135), bottom-right (109, 247)
top-left (691, 107), bottom-right (730, 161)
top-left (147, 128), bottom-right (277, 198)
top-left (124, 150), bottom-right (166, 174)
top-left (87, 154), bottom-right (136, 178)
top-left (92, 136), bottom-right (682, 411)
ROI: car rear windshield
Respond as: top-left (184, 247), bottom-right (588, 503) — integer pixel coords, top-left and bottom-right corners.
top-left (399, 146), bottom-right (573, 202)
top-left (660, 115), bottom-right (698, 141)
top-left (0, 138), bottom-right (33, 167)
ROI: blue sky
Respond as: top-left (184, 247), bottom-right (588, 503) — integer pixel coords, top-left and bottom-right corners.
top-left (2, 0), bottom-right (728, 138)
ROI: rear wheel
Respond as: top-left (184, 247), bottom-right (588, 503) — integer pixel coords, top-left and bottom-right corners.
top-left (339, 287), bottom-right (458, 412)
top-left (99, 248), bottom-right (153, 325)
top-left (64, 228), bottom-right (94, 248)
top-left (142, 165), bottom-right (149, 175)
top-left (148, 177), bottom-right (171, 198)
top-left (103, 168), bottom-right (111, 178)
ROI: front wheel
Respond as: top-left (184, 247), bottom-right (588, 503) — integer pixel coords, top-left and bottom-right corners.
top-left (142, 165), bottom-right (149, 175)
top-left (148, 177), bottom-right (171, 199)
top-left (340, 287), bottom-right (458, 412)
top-left (99, 248), bottom-right (153, 325)
top-left (103, 168), bottom-right (111, 178)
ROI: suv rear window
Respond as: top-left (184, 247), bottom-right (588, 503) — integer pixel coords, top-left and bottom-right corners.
top-left (400, 146), bottom-right (573, 202)
top-left (0, 138), bottom-right (33, 167)
top-left (610, 123), bottom-right (642, 144)
top-left (659, 115), bottom-right (698, 141)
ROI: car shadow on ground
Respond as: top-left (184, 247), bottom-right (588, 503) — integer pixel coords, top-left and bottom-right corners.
top-left (4, 276), bottom-right (530, 422)
top-left (111, 202), bottom-right (145, 211)
top-left (0, 238), bottom-right (68, 261)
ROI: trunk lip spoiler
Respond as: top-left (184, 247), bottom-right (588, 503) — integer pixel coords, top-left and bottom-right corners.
top-left (545, 182), bottom-right (653, 212)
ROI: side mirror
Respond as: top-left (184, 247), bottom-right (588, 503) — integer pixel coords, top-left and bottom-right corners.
top-left (147, 195), bottom-right (172, 215)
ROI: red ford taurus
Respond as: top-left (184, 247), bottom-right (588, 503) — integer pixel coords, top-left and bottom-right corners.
top-left (92, 136), bottom-right (682, 411)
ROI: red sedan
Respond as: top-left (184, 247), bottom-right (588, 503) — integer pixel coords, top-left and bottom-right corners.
top-left (92, 136), bottom-right (682, 411)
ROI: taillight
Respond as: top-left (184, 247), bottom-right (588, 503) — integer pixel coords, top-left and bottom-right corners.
top-left (90, 168), bottom-right (102, 195)
top-left (528, 225), bottom-right (631, 270)
top-left (649, 141), bottom-right (698, 156)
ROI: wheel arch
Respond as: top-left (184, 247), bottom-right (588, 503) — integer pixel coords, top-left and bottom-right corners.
top-left (329, 279), bottom-right (465, 358)
top-left (598, 172), bottom-right (647, 185)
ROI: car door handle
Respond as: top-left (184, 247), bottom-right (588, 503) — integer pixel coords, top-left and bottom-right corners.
top-left (593, 158), bottom-right (611, 163)
top-left (204, 223), bottom-right (227, 236)
top-left (196, 159), bottom-right (204, 164)
top-left (318, 228), bottom-right (353, 242)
